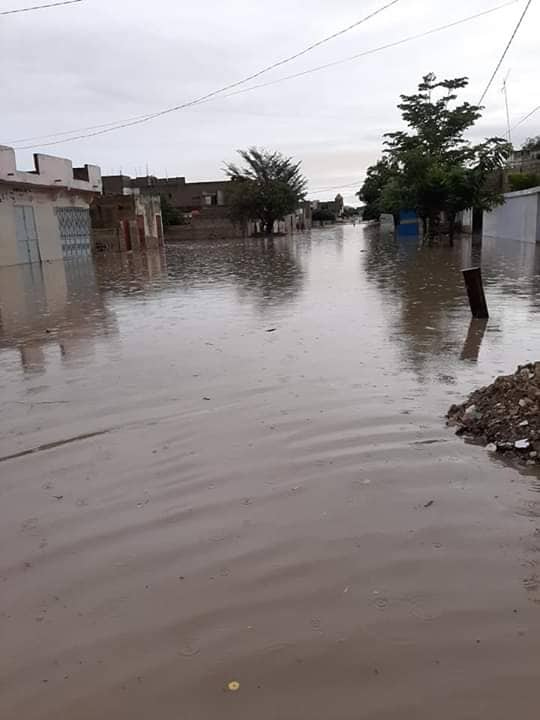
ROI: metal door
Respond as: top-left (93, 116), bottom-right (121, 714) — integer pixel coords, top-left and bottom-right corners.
top-left (56, 207), bottom-right (91, 258)
top-left (15, 206), bottom-right (41, 264)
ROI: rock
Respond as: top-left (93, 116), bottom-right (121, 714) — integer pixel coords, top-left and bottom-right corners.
top-left (447, 362), bottom-right (540, 466)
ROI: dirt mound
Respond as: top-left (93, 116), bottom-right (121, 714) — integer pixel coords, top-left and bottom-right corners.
top-left (447, 363), bottom-right (540, 466)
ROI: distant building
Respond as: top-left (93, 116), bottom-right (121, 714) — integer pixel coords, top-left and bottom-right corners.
top-left (0, 145), bottom-right (101, 267)
top-left (91, 180), bottom-right (163, 253)
top-left (103, 174), bottom-right (231, 212)
top-left (248, 202), bottom-right (312, 236)
top-left (102, 174), bottom-right (311, 240)
top-left (508, 147), bottom-right (540, 174)
top-left (311, 193), bottom-right (344, 219)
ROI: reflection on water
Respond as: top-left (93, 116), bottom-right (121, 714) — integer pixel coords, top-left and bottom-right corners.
top-left (461, 319), bottom-right (488, 362)
top-left (363, 229), bottom-right (540, 380)
top-left (165, 236), bottom-right (305, 310)
top-left (2, 227), bottom-right (540, 720)
top-left (0, 261), bottom-right (118, 373)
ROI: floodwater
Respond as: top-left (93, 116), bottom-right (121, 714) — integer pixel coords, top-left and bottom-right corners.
top-left (1, 225), bottom-right (540, 719)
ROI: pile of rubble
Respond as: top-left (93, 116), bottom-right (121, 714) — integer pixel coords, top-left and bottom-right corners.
top-left (447, 363), bottom-right (540, 466)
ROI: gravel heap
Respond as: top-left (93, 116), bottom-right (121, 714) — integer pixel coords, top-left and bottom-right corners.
top-left (447, 362), bottom-right (540, 466)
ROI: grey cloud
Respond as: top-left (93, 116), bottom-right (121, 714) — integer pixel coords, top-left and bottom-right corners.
top-left (2, 0), bottom-right (538, 200)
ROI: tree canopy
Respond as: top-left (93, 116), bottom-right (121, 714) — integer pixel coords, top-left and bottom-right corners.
top-left (508, 172), bottom-right (540, 192)
top-left (358, 73), bottom-right (510, 238)
top-left (160, 194), bottom-right (183, 226)
top-left (225, 148), bottom-right (307, 235)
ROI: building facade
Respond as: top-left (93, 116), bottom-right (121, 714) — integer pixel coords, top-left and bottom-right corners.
top-left (312, 194), bottom-right (344, 219)
top-left (104, 175), bottom-right (231, 212)
top-left (102, 174), bottom-right (311, 240)
top-left (507, 148), bottom-right (540, 175)
top-left (0, 145), bottom-right (101, 267)
top-left (91, 189), bottom-right (163, 253)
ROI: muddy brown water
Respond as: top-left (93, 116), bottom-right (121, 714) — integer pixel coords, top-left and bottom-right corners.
top-left (1, 226), bottom-right (540, 719)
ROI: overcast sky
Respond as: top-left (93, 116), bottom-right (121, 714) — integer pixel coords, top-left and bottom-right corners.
top-left (1, 0), bottom-right (538, 204)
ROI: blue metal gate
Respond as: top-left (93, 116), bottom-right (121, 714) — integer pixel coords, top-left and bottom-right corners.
top-left (56, 207), bottom-right (91, 258)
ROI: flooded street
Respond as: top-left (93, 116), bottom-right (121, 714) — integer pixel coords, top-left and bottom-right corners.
top-left (2, 224), bottom-right (540, 719)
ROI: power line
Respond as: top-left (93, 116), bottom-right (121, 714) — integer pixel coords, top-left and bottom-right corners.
top-left (11, 0), bottom-right (517, 149)
top-left (215, 1), bottom-right (518, 107)
top-left (11, 0), bottom-right (403, 148)
top-left (512, 103), bottom-right (540, 129)
top-left (0, 0), bottom-right (83, 15)
top-left (309, 181), bottom-right (363, 193)
top-left (478, 0), bottom-right (534, 104)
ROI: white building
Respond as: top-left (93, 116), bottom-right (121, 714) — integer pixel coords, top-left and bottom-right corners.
top-left (0, 145), bottom-right (102, 267)
top-left (483, 186), bottom-right (540, 244)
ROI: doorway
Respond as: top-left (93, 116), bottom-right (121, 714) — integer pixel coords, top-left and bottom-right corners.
top-left (15, 206), bottom-right (41, 264)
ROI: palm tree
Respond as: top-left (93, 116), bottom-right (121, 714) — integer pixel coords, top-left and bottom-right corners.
top-left (225, 148), bottom-right (307, 235)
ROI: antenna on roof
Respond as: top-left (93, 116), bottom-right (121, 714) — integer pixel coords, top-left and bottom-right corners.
top-left (501, 69), bottom-right (512, 146)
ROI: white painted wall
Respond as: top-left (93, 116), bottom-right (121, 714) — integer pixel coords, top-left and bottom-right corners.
top-left (1, 144), bottom-right (102, 266)
top-left (0, 186), bottom-right (93, 267)
top-left (483, 187), bottom-right (540, 244)
top-left (460, 208), bottom-right (473, 232)
top-left (0, 146), bottom-right (101, 193)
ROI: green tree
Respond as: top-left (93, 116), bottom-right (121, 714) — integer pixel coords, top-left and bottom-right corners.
top-left (225, 148), bottom-right (307, 235)
top-left (160, 194), bottom-right (183, 226)
top-left (508, 172), bottom-right (540, 191)
top-left (312, 208), bottom-right (336, 224)
top-left (357, 159), bottom-right (395, 220)
top-left (358, 73), bottom-right (510, 240)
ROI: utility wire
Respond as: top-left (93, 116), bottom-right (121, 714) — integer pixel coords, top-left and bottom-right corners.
top-left (512, 103), bottom-right (540, 129)
top-left (478, 0), bottom-right (533, 104)
top-left (0, 0), bottom-right (83, 15)
top-left (214, 1), bottom-right (518, 107)
top-left (11, 0), bottom-right (403, 148)
top-left (11, 0), bottom-right (517, 149)
top-left (309, 181), bottom-right (364, 193)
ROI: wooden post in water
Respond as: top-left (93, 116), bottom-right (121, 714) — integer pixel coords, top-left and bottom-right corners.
top-left (462, 267), bottom-right (489, 319)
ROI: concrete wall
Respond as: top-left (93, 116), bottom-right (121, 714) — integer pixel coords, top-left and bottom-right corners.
top-left (104, 174), bottom-right (231, 211)
top-left (154, 179), bottom-right (231, 210)
top-left (102, 175), bottom-right (132, 195)
top-left (165, 217), bottom-right (243, 243)
top-left (483, 187), bottom-right (540, 244)
top-left (0, 145), bottom-right (101, 193)
top-left (166, 205), bottom-right (312, 243)
top-left (0, 185), bottom-right (92, 266)
top-left (134, 193), bottom-right (162, 240)
top-left (460, 208), bottom-right (473, 233)
top-left (90, 192), bottom-right (163, 253)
